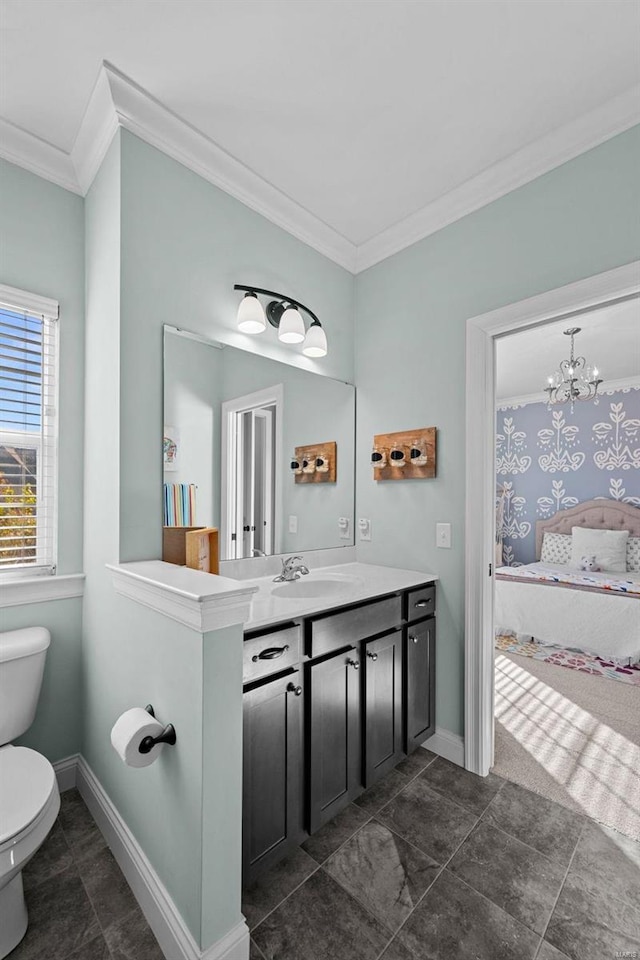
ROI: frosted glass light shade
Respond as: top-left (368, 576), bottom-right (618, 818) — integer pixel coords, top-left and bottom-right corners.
top-left (237, 293), bottom-right (266, 334)
top-left (278, 306), bottom-right (305, 344)
top-left (302, 323), bottom-right (328, 358)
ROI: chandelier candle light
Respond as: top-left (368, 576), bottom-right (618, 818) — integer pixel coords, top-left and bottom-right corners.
top-left (544, 327), bottom-right (602, 413)
top-left (234, 285), bottom-right (328, 358)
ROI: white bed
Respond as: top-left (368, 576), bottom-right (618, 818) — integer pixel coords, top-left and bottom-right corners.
top-left (495, 500), bottom-right (640, 663)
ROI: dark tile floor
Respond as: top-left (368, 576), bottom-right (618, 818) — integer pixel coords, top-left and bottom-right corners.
top-left (10, 788), bottom-right (164, 960)
top-left (243, 749), bottom-right (640, 960)
top-left (12, 758), bottom-right (640, 960)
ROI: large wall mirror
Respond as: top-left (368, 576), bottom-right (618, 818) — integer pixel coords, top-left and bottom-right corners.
top-left (163, 327), bottom-right (355, 561)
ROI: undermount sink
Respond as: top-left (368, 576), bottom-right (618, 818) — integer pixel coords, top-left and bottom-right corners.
top-left (271, 576), bottom-right (360, 599)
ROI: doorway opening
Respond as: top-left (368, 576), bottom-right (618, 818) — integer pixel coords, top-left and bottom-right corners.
top-left (464, 261), bottom-right (640, 788)
top-left (221, 384), bottom-right (283, 560)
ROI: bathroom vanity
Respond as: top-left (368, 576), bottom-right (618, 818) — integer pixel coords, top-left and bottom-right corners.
top-left (241, 564), bottom-right (437, 884)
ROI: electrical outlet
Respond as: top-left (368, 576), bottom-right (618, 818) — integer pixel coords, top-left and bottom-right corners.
top-left (338, 517), bottom-right (351, 540)
top-left (288, 515), bottom-right (298, 534)
top-left (358, 518), bottom-right (371, 541)
top-left (436, 522), bottom-right (451, 549)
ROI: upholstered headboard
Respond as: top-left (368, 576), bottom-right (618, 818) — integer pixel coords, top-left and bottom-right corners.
top-left (535, 499), bottom-right (640, 559)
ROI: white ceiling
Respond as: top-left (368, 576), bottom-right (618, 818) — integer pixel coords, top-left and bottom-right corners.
top-left (496, 297), bottom-right (640, 401)
top-left (1, 0), bottom-right (639, 266)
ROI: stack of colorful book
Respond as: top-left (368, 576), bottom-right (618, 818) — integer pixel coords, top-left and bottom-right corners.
top-left (163, 483), bottom-right (196, 526)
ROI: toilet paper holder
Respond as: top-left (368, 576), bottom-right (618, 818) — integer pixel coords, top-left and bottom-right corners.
top-left (141, 704), bottom-right (177, 755)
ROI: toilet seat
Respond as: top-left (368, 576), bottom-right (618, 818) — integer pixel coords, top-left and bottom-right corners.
top-left (0, 746), bottom-right (56, 847)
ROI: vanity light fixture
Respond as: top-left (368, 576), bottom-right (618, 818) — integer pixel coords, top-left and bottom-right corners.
top-left (234, 285), bottom-right (328, 357)
top-left (544, 327), bottom-right (602, 412)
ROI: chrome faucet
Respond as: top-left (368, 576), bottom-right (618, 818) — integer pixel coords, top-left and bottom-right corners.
top-left (273, 556), bottom-right (310, 583)
top-left (251, 548), bottom-right (267, 557)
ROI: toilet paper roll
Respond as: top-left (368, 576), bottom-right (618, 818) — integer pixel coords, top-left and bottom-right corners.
top-left (110, 707), bottom-right (166, 768)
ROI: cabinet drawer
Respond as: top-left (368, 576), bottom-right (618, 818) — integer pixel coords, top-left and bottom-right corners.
top-left (243, 625), bottom-right (301, 684)
top-left (308, 595), bottom-right (402, 659)
top-left (405, 584), bottom-right (436, 622)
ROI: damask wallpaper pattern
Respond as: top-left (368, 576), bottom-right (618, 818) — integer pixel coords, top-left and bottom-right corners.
top-left (496, 386), bottom-right (640, 566)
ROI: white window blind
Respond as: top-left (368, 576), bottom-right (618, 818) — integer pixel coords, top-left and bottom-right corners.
top-left (0, 284), bottom-right (58, 576)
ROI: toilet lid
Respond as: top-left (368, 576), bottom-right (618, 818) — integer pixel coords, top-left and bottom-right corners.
top-left (0, 747), bottom-right (56, 844)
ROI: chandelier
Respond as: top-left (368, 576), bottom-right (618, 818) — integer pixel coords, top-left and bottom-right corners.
top-left (544, 327), bottom-right (602, 412)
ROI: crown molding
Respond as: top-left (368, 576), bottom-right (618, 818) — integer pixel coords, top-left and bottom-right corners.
top-left (1, 64), bottom-right (638, 276)
top-left (99, 64), bottom-right (358, 272)
top-left (0, 116), bottom-right (81, 195)
top-left (356, 84), bottom-right (640, 272)
top-left (71, 65), bottom-right (120, 195)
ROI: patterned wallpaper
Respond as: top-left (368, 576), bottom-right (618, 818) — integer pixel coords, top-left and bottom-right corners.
top-left (496, 386), bottom-right (640, 566)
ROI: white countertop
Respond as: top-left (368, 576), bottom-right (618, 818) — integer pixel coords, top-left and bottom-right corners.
top-left (107, 559), bottom-right (437, 634)
top-left (242, 562), bottom-right (438, 630)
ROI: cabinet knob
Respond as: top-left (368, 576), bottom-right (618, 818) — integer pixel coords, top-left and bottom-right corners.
top-left (347, 658), bottom-right (360, 670)
top-left (366, 651), bottom-right (378, 661)
top-left (287, 682), bottom-right (303, 697)
top-left (409, 635), bottom-right (419, 644)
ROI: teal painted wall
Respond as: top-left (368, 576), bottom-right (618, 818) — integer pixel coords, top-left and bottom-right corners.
top-left (0, 157), bottom-right (85, 762)
top-left (8, 599), bottom-right (83, 761)
top-left (81, 129), bottom-right (356, 950)
top-left (354, 124), bottom-right (640, 738)
top-left (119, 130), bottom-right (355, 564)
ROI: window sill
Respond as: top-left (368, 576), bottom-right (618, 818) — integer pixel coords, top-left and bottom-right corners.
top-left (0, 573), bottom-right (85, 608)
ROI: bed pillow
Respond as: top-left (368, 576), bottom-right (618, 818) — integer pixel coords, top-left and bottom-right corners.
top-left (570, 526), bottom-right (629, 573)
top-left (627, 537), bottom-right (640, 573)
top-left (540, 532), bottom-right (572, 564)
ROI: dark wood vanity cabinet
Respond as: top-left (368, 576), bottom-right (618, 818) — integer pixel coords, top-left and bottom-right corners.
top-left (405, 617), bottom-right (436, 752)
top-left (242, 667), bottom-right (304, 881)
top-left (242, 582), bottom-right (436, 883)
top-left (307, 647), bottom-right (362, 833)
top-left (363, 630), bottom-right (403, 786)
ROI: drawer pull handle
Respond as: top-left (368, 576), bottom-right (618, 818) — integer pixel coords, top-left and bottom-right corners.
top-left (366, 651), bottom-right (378, 661)
top-left (252, 644), bottom-right (290, 662)
top-left (409, 635), bottom-right (419, 644)
top-left (287, 682), bottom-right (303, 697)
top-left (347, 658), bottom-right (360, 670)
top-left (414, 599), bottom-right (429, 608)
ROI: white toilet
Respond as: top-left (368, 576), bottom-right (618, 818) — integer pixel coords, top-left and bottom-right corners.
top-left (0, 628), bottom-right (60, 959)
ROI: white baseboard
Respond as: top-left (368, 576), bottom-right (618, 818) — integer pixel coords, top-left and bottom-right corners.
top-left (53, 754), bottom-right (79, 792)
top-left (75, 756), bottom-right (250, 960)
top-left (423, 727), bottom-right (465, 767)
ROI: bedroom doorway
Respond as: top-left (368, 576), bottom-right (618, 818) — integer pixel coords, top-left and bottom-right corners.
top-left (464, 262), bottom-right (640, 830)
top-left (491, 305), bottom-right (640, 839)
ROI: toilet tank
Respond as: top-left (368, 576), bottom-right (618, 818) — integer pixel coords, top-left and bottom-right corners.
top-left (0, 627), bottom-right (51, 745)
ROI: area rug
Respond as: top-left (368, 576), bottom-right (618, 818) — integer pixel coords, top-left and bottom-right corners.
top-left (493, 650), bottom-right (640, 841)
top-left (495, 633), bottom-right (640, 686)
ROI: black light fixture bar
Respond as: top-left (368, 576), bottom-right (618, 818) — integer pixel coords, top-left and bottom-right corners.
top-left (233, 284), bottom-right (321, 327)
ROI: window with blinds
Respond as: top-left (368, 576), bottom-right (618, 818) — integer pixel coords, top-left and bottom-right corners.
top-left (0, 285), bottom-right (58, 575)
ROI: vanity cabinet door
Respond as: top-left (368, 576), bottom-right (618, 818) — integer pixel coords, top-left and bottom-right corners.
top-left (363, 629), bottom-right (403, 786)
top-left (242, 669), bottom-right (304, 884)
top-left (405, 617), bottom-right (436, 754)
top-left (307, 648), bottom-right (362, 833)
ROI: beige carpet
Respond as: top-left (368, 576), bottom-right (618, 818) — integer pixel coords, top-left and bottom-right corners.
top-left (493, 651), bottom-right (640, 841)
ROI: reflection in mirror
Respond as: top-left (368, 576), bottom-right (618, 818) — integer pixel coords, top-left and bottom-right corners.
top-left (163, 327), bottom-right (355, 561)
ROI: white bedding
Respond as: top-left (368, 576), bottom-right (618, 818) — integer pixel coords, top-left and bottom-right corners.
top-left (495, 562), bottom-right (640, 663)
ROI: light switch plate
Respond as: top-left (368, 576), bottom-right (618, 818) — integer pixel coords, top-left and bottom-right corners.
top-left (288, 515), bottom-right (298, 534)
top-left (338, 517), bottom-right (351, 540)
top-left (358, 518), bottom-right (371, 541)
top-left (436, 522), bottom-right (451, 548)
